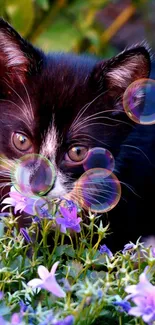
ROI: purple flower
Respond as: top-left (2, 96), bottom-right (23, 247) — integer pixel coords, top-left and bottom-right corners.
top-left (99, 244), bottom-right (113, 258)
top-left (27, 262), bottom-right (66, 298)
top-left (125, 270), bottom-right (155, 323)
top-left (122, 242), bottom-right (136, 254)
top-left (113, 300), bottom-right (131, 313)
top-left (56, 205), bottom-right (81, 233)
top-left (20, 228), bottom-right (32, 243)
top-left (54, 315), bottom-right (74, 325)
top-left (19, 300), bottom-right (27, 313)
top-left (151, 247), bottom-right (155, 258)
top-left (34, 198), bottom-right (52, 219)
top-left (0, 213), bottom-right (10, 217)
top-left (1, 186), bottom-right (37, 215)
top-left (0, 316), bottom-right (6, 325)
top-left (97, 289), bottom-right (103, 299)
top-left (60, 278), bottom-right (71, 292)
top-left (11, 313), bottom-right (21, 324)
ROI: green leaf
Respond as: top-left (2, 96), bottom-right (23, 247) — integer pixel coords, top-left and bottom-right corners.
top-left (0, 222), bottom-right (4, 238)
top-left (35, 16), bottom-right (80, 52)
top-left (0, 0), bottom-right (5, 16)
top-left (55, 245), bottom-right (75, 258)
top-left (36, 0), bottom-right (49, 11)
top-left (6, 0), bottom-right (34, 37)
top-left (0, 303), bottom-right (10, 316)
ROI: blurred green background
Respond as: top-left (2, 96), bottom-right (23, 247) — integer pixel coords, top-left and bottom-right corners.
top-left (0, 0), bottom-right (154, 58)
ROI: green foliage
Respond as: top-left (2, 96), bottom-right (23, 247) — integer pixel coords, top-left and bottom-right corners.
top-left (0, 0), bottom-right (116, 55)
top-left (5, 0), bottom-right (34, 37)
top-left (0, 0), bottom-right (151, 55)
top-left (0, 208), bottom-right (155, 324)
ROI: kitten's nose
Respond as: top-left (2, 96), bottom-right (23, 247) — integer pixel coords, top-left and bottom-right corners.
top-left (12, 154), bottom-right (56, 197)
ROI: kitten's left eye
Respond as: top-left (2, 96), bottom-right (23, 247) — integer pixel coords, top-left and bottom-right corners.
top-left (12, 132), bottom-right (32, 152)
top-left (67, 146), bottom-right (88, 163)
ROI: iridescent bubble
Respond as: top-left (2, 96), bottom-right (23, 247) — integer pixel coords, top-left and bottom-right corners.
top-left (75, 168), bottom-right (121, 213)
top-left (83, 147), bottom-right (115, 173)
top-left (11, 154), bottom-right (56, 197)
top-left (123, 78), bottom-right (155, 125)
top-left (33, 197), bottom-right (52, 218)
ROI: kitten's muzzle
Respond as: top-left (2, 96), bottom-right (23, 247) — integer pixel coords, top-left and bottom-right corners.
top-left (12, 154), bottom-right (56, 197)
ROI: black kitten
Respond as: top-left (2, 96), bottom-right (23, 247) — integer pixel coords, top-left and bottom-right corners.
top-left (0, 18), bottom-right (154, 251)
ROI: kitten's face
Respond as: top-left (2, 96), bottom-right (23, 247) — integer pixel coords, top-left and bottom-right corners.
top-left (0, 19), bottom-right (151, 203)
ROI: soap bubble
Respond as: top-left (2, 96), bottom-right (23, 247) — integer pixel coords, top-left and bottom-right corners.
top-left (123, 78), bottom-right (155, 125)
top-left (75, 168), bottom-right (121, 213)
top-left (83, 147), bottom-right (115, 174)
top-left (11, 154), bottom-right (56, 197)
top-left (33, 197), bottom-right (52, 218)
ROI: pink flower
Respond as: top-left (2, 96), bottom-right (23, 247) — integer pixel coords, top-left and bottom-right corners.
top-left (27, 262), bottom-right (66, 298)
top-left (1, 186), bottom-right (36, 215)
top-left (125, 269), bottom-right (155, 323)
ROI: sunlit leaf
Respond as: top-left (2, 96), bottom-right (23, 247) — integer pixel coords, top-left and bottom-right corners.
top-left (35, 16), bottom-right (80, 52)
top-left (36, 0), bottom-right (49, 11)
top-left (6, 0), bottom-right (34, 37)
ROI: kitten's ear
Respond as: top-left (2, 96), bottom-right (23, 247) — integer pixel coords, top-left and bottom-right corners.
top-left (92, 45), bottom-right (151, 97)
top-left (0, 18), bottom-right (42, 83)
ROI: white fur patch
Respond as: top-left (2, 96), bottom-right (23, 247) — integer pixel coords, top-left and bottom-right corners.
top-left (47, 171), bottom-right (68, 198)
top-left (40, 124), bottom-right (58, 159)
top-left (107, 56), bottom-right (145, 88)
top-left (0, 31), bottom-right (28, 68)
top-left (40, 124), bottom-right (69, 198)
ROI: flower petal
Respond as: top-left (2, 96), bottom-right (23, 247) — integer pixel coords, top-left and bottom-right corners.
top-left (24, 204), bottom-right (34, 215)
top-left (60, 207), bottom-right (71, 219)
top-left (60, 224), bottom-right (67, 233)
top-left (56, 217), bottom-right (64, 225)
top-left (38, 265), bottom-right (50, 280)
top-left (125, 284), bottom-right (137, 294)
top-left (142, 312), bottom-right (155, 323)
top-left (14, 202), bottom-right (25, 214)
top-left (44, 276), bottom-right (66, 297)
top-left (27, 278), bottom-right (43, 288)
top-left (1, 198), bottom-right (16, 205)
top-left (72, 224), bottom-right (81, 233)
top-left (1, 205), bottom-right (12, 212)
top-left (50, 261), bottom-right (59, 276)
top-left (128, 306), bottom-right (143, 317)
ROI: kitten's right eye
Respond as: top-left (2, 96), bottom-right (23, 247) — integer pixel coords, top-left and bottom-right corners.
top-left (12, 132), bottom-right (32, 152)
top-left (67, 146), bottom-right (88, 163)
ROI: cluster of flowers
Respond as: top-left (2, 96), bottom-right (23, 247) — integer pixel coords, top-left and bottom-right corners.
top-left (2, 186), bottom-right (82, 233)
top-left (1, 186), bottom-right (155, 324)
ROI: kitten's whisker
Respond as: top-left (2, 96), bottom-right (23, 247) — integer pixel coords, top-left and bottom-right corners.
top-left (118, 181), bottom-right (140, 197)
top-left (71, 109), bottom-right (121, 132)
top-left (20, 80), bottom-right (34, 122)
top-left (3, 79), bottom-right (32, 124)
top-left (0, 182), bottom-right (11, 194)
top-left (74, 189), bottom-right (109, 208)
top-left (71, 133), bottom-right (109, 146)
top-left (71, 122), bottom-right (120, 131)
top-left (0, 177), bottom-right (11, 182)
top-left (72, 116), bottom-right (133, 133)
top-left (121, 144), bottom-right (152, 165)
top-left (70, 90), bottom-right (108, 129)
top-left (3, 113), bottom-right (31, 125)
top-left (0, 99), bottom-right (31, 124)
top-left (0, 191), bottom-right (11, 202)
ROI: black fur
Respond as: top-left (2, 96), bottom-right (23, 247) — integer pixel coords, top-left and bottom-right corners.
top-left (0, 18), bottom-right (154, 251)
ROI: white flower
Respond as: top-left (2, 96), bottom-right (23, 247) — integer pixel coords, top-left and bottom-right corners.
top-left (27, 262), bottom-right (66, 298)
